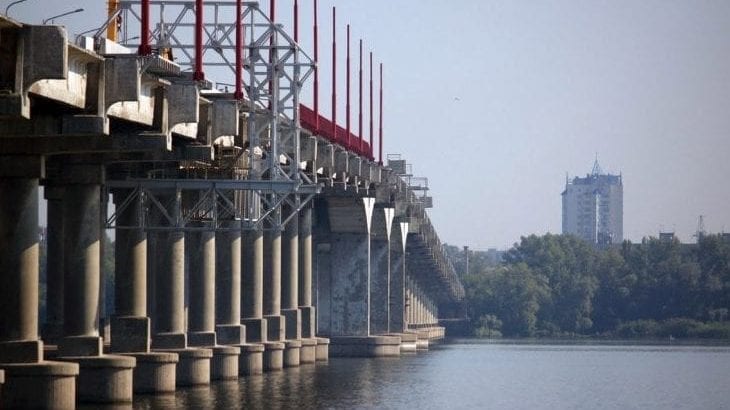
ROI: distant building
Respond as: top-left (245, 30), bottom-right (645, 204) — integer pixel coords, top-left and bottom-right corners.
top-left (562, 159), bottom-right (623, 246)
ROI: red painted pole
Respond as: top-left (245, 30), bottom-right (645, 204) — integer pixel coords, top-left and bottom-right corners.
top-left (138, 0), bottom-right (151, 55)
top-left (313, 0), bottom-right (319, 132)
top-left (294, 0), bottom-right (299, 43)
top-left (234, 0), bottom-right (243, 99)
top-left (270, 0), bottom-right (275, 22)
top-left (358, 39), bottom-right (363, 153)
top-left (346, 24), bottom-right (351, 149)
top-left (193, 0), bottom-right (205, 81)
top-left (331, 7), bottom-right (336, 142)
top-left (369, 51), bottom-right (373, 160)
top-left (379, 62), bottom-right (383, 165)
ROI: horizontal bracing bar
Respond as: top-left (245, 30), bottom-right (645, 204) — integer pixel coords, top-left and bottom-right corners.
top-left (105, 178), bottom-right (320, 195)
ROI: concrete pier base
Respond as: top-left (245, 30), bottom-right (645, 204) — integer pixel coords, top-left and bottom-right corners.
top-left (329, 336), bottom-right (401, 357)
top-left (59, 355), bottom-right (136, 403)
top-left (283, 340), bottom-right (302, 367)
top-left (123, 352), bottom-right (178, 394)
top-left (239, 344), bottom-right (265, 376)
top-left (264, 315), bottom-right (285, 343)
top-left (210, 346), bottom-right (240, 380)
top-left (315, 337), bottom-right (330, 361)
top-left (414, 331), bottom-right (429, 351)
top-left (389, 333), bottom-right (417, 353)
top-left (158, 348), bottom-right (213, 386)
top-left (241, 318), bottom-right (267, 344)
top-left (0, 361), bottom-right (79, 410)
top-left (262, 342), bottom-right (285, 371)
top-left (300, 338), bottom-right (317, 364)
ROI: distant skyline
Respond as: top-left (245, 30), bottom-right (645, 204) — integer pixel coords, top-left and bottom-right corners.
top-left (11, 0), bottom-right (730, 249)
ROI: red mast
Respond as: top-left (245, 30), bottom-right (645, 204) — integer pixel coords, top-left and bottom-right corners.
top-left (346, 24), bottom-right (351, 149)
top-left (358, 39), bottom-right (363, 153)
top-left (369, 52), bottom-right (373, 160)
top-left (379, 62), bottom-right (383, 165)
top-left (313, 0), bottom-right (319, 132)
top-left (234, 0), bottom-right (243, 99)
top-left (139, 0), bottom-right (151, 55)
top-left (294, 0), bottom-right (299, 43)
top-left (331, 7), bottom-right (337, 142)
top-left (194, 0), bottom-right (205, 81)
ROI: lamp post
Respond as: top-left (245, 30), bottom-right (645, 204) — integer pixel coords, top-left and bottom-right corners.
top-left (43, 8), bottom-right (84, 24)
top-left (5, 0), bottom-right (29, 16)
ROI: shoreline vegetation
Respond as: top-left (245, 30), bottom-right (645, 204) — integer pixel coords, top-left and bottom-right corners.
top-left (447, 233), bottom-right (730, 341)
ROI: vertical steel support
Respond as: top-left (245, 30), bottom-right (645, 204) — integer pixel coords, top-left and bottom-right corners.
top-left (313, 0), bottom-right (319, 132)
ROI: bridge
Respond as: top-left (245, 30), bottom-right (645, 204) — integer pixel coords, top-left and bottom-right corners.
top-left (0, 1), bottom-right (465, 407)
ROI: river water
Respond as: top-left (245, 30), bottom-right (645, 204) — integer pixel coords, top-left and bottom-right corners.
top-left (132, 340), bottom-right (730, 409)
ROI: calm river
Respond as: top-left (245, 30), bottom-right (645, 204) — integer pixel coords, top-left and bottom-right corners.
top-left (130, 340), bottom-right (730, 409)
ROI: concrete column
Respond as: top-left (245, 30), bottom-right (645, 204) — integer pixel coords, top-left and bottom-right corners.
top-left (0, 178), bottom-right (41, 349)
top-left (55, 166), bottom-right (137, 403)
top-left (215, 220), bottom-right (245, 344)
top-left (281, 206), bottom-right (302, 367)
top-left (241, 228), bottom-right (268, 374)
top-left (262, 220), bottom-right (286, 370)
top-left (0, 171), bottom-right (80, 409)
top-left (242, 229), bottom-right (266, 340)
top-left (42, 187), bottom-right (64, 344)
top-left (111, 190), bottom-right (178, 394)
top-left (389, 224), bottom-right (405, 333)
top-left (149, 192), bottom-right (212, 387)
top-left (59, 182), bottom-right (103, 355)
top-left (187, 229), bottom-right (216, 346)
top-left (263, 226), bottom-right (284, 341)
top-left (369, 207), bottom-right (393, 335)
top-left (297, 206), bottom-right (319, 362)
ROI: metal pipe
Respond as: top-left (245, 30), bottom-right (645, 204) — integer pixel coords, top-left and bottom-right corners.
top-left (331, 7), bottom-right (336, 142)
top-left (369, 51), bottom-right (373, 159)
top-left (358, 39), bottom-right (363, 153)
top-left (346, 24), bottom-right (351, 149)
top-left (294, 0), bottom-right (299, 43)
top-left (234, 0), bottom-right (243, 99)
top-left (43, 8), bottom-right (84, 25)
top-left (379, 62), bottom-right (383, 165)
top-left (193, 0), bottom-right (204, 80)
top-left (313, 0), bottom-right (319, 132)
top-left (139, 0), bottom-right (151, 55)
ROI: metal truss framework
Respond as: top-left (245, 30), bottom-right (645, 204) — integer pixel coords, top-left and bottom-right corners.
top-left (98, 1), bottom-right (317, 231)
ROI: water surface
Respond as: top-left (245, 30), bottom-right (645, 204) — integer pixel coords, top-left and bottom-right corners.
top-left (132, 340), bottom-right (730, 409)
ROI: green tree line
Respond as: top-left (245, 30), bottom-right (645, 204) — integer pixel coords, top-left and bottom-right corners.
top-left (456, 234), bottom-right (730, 339)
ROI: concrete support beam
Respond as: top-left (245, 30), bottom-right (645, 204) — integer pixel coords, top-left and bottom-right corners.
top-left (281, 204), bottom-right (302, 367)
top-left (241, 229), bottom-right (266, 375)
top-left (187, 229), bottom-right (217, 346)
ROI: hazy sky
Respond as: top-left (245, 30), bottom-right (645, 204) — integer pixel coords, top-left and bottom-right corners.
top-left (11, 0), bottom-right (730, 249)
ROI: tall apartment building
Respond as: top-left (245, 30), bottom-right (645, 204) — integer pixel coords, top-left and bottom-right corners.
top-left (561, 159), bottom-right (623, 245)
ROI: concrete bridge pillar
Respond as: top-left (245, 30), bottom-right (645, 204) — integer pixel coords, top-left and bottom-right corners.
top-left (55, 165), bottom-right (136, 403)
top-left (389, 221), bottom-right (411, 352)
top-left (262, 220), bottom-right (286, 370)
top-left (297, 205), bottom-right (323, 362)
top-left (0, 160), bottom-right (79, 409)
top-left (42, 186), bottom-right (65, 344)
top-left (111, 190), bottom-right (178, 393)
top-left (215, 219), bottom-right (259, 377)
top-left (370, 207), bottom-right (395, 335)
top-left (281, 205), bottom-right (302, 367)
top-left (187, 225), bottom-right (240, 381)
top-left (241, 228), bottom-right (267, 375)
top-left (149, 191), bottom-right (212, 387)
